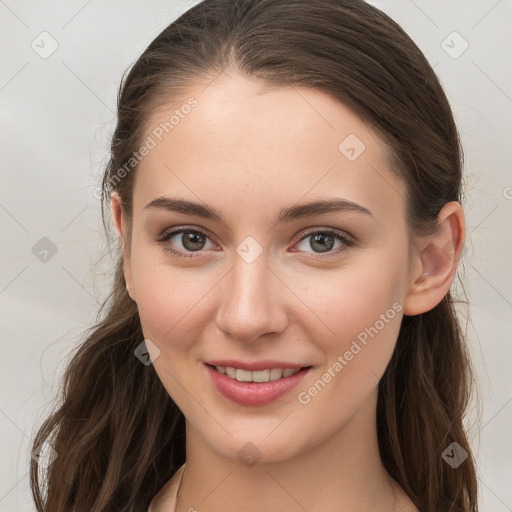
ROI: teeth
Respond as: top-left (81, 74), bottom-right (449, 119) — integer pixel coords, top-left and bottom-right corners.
top-left (269, 368), bottom-right (283, 381)
top-left (235, 369), bottom-right (253, 382)
top-left (214, 365), bottom-right (301, 382)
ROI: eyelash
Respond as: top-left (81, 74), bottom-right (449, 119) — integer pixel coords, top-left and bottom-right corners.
top-left (156, 226), bottom-right (355, 260)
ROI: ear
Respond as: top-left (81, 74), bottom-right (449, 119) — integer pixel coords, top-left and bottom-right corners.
top-left (403, 201), bottom-right (465, 316)
top-left (110, 191), bottom-right (136, 302)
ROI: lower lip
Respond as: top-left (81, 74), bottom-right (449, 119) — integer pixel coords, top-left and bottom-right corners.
top-left (204, 363), bottom-right (312, 406)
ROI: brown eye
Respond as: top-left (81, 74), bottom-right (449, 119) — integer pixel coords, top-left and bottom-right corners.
top-left (293, 230), bottom-right (354, 257)
top-left (157, 228), bottom-right (215, 257)
top-left (177, 231), bottom-right (208, 251)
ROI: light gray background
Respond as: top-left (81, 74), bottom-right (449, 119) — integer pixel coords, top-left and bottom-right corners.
top-left (1, 1), bottom-right (511, 510)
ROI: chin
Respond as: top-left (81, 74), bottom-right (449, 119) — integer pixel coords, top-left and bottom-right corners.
top-left (200, 429), bottom-right (311, 467)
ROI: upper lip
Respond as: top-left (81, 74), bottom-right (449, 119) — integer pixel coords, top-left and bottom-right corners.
top-left (205, 360), bottom-right (311, 371)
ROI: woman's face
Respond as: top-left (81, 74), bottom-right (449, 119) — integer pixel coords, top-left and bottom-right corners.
top-left (120, 73), bottom-right (418, 464)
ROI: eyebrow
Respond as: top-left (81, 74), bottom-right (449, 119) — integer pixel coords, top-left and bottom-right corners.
top-left (143, 196), bottom-right (373, 224)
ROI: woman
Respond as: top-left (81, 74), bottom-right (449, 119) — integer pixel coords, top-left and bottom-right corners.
top-left (30, 0), bottom-right (478, 511)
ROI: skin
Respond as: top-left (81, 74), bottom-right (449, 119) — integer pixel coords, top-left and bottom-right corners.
top-left (111, 72), bottom-right (465, 512)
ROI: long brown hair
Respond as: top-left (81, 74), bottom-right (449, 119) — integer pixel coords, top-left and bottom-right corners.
top-left (30, 1), bottom-right (478, 510)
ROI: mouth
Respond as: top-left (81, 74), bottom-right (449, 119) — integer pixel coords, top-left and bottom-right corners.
top-left (204, 362), bottom-right (313, 406)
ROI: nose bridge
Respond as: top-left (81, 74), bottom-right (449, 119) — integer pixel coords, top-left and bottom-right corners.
top-left (215, 243), bottom-right (287, 342)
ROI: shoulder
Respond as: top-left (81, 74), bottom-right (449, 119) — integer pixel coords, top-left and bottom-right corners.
top-left (147, 463), bottom-right (186, 512)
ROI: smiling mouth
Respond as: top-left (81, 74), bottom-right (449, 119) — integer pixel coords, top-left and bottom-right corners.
top-left (206, 363), bottom-right (312, 383)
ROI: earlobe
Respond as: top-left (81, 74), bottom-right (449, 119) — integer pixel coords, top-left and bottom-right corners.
top-left (403, 201), bottom-right (465, 316)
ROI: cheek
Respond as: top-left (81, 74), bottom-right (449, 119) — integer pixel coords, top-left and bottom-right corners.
top-left (293, 271), bottom-right (403, 433)
top-left (298, 257), bottom-right (406, 397)
top-left (130, 249), bottom-right (216, 349)
top-left (131, 257), bottom-right (212, 406)
top-left (307, 261), bottom-right (404, 343)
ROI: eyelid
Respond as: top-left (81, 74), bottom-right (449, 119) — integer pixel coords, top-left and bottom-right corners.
top-left (294, 226), bottom-right (354, 243)
top-left (157, 225), bottom-right (217, 245)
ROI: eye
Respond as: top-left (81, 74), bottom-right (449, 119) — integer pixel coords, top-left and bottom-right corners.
top-left (156, 228), bottom-right (216, 258)
top-left (292, 229), bottom-right (354, 258)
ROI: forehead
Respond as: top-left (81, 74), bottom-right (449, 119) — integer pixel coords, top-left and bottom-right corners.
top-left (133, 73), bottom-right (407, 226)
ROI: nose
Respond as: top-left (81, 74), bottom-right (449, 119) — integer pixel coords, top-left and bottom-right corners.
top-left (215, 253), bottom-right (288, 344)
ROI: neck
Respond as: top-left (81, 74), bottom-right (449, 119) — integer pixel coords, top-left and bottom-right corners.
top-left (176, 390), bottom-right (413, 512)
